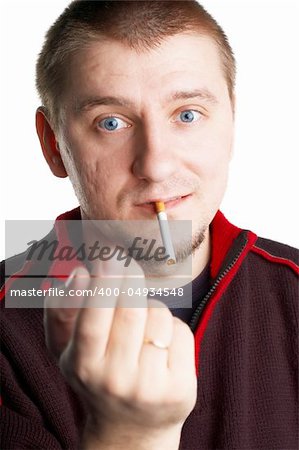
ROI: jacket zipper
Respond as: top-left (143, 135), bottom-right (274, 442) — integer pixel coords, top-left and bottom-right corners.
top-left (189, 238), bottom-right (248, 333)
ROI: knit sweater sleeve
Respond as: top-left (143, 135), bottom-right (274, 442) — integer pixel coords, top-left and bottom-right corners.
top-left (1, 352), bottom-right (62, 449)
top-left (1, 255), bottom-right (86, 449)
top-left (0, 312), bottom-right (86, 449)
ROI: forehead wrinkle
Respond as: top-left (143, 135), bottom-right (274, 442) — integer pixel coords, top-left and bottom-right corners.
top-left (75, 96), bottom-right (135, 113)
top-left (74, 87), bottom-right (218, 114)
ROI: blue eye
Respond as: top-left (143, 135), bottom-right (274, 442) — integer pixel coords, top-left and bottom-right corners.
top-left (178, 110), bottom-right (202, 123)
top-left (98, 116), bottom-right (129, 131)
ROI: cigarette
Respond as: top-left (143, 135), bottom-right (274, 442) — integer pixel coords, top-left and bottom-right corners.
top-left (155, 202), bottom-right (176, 265)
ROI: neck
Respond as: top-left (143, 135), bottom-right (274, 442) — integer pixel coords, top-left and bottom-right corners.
top-left (191, 229), bottom-right (211, 279)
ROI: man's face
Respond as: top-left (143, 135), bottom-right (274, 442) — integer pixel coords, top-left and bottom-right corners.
top-left (58, 33), bottom-right (234, 238)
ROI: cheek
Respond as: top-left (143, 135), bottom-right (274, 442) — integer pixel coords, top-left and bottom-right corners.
top-left (203, 117), bottom-right (233, 175)
top-left (190, 137), bottom-right (232, 181)
top-left (60, 139), bottom-right (115, 213)
top-left (79, 158), bottom-right (110, 195)
top-left (183, 109), bottom-right (234, 175)
top-left (204, 146), bottom-right (230, 180)
top-left (187, 124), bottom-right (233, 207)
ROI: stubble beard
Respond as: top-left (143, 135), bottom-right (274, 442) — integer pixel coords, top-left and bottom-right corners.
top-left (133, 223), bottom-right (208, 276)
top-left (83, 216), bottom-right (208, 276)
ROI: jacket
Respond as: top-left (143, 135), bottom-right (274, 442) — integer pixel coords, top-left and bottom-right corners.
top-left (1, 208), bottom-right (298, 449)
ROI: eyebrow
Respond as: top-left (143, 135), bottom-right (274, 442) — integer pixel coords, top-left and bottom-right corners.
top-left (75, 88), bottom-right (218, 113)
top-left (168, 89), bottom-right (218, 104)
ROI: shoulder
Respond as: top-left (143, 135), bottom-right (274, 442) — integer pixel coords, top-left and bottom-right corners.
top-left (0, 228), bottom-right (57, 292)
top-left (250, 236), bottom-right (299, 275)
top-left (241, 236), bottom-right (298, 322)
top-left (1, 249), bottom-right (30, 289)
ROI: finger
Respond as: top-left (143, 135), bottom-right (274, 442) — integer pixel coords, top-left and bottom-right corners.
top-left (167, 317), bottom-right (196, 377)
top-left (44, 266), bottom-right (90, 359)
top-left (143, 299), bottom-right (173, 351)
top-left (71, 256), bottom-right (124, 367)
top-left (104, 260), bottom-right (147, 376)
top-left (136, 300), bottom-right (173, 395)
top-left (166, 318), bottom-right (197, 413)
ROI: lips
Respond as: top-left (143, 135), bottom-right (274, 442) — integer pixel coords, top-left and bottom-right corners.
top-left (143, 195), bottom-right (183, 205)
top-left (136, 194), bottom-right (191, 208)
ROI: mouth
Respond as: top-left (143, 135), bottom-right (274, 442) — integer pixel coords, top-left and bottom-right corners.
top-left (136, 194), bottom-right (192, 211)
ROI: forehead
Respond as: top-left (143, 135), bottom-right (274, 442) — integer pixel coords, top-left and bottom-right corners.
top-left (66, 33), bottom-right (228, 106)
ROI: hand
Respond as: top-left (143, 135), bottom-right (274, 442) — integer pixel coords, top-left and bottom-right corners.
top-left (44, 257), bottom-right (197, 449)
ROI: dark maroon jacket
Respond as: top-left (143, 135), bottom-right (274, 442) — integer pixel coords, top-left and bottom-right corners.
top-left (1, 209), bottom-right (298, 449)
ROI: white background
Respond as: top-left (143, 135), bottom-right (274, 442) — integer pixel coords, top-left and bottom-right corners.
top-left (1, 0), bottom-right (298, 260)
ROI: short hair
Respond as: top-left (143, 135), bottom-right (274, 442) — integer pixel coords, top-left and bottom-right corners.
top-left (36, 0), bottom-right (236, 130)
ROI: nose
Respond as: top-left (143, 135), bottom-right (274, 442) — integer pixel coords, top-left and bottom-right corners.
top-left (132, 122), bottom-right (179, 183)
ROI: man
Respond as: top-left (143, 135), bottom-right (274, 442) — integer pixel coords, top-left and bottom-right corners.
top-left (1, 1), bottom-right (298, 449)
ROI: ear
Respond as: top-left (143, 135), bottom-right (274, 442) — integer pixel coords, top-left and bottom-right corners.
top-left (229, 93), bottom-right (236, 161)
top-left (35, 107), bottom-right (68, 178)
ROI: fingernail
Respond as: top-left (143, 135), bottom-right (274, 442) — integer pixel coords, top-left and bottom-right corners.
top-left (65, 268), bottom-right (77, 289)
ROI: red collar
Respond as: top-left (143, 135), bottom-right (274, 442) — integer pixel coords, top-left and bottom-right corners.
top-left (209, 211), bottom-right (242, 279)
